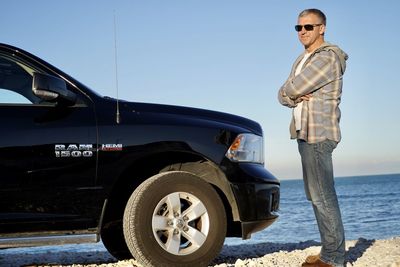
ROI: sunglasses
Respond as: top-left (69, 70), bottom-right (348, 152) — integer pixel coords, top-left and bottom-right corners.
top-left (295, 24), bottom-right (322, 32)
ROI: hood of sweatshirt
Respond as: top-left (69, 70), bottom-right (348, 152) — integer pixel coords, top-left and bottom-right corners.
top-left (317, 42), bottom-right (349, 73)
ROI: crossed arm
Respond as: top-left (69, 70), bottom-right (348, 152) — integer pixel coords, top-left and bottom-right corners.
top-left (278, 51), bottom-right (335, 108)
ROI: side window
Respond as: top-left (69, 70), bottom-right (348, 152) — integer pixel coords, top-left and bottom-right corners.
top-left (0, 54), bottom-right (42, 105)
top-left (0, 89), bottom-right (31, 104)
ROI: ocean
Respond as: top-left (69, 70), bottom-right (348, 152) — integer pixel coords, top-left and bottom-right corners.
top-left (227, 173), bottom-right (400, 245)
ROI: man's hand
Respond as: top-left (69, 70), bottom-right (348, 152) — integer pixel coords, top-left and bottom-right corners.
top-left (300, 93), bottom-right (313, 101)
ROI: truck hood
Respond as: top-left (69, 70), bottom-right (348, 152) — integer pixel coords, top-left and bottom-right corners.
top-left (119, 100), bottom-right (263, 136)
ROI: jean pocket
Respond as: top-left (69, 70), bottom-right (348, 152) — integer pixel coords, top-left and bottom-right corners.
top-left (321, 140), bottom-right (337, 153)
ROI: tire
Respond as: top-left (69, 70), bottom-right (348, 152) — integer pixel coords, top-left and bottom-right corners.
top-left (101, 221), bottom-right (132, 260)
top-left (123, 171), bottom-right (227, 267)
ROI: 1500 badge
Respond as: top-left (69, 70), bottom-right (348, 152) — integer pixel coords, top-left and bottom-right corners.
top-left (55, 144), bottom-right (93, 158)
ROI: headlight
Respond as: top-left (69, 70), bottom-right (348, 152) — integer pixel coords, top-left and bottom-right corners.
top-left (225, 133), bottom-right (264, 164)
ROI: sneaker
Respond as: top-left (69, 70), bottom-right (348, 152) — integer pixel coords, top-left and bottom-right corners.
top-left (305, 254), bottom-right (320, 263)
top-left (301, 258), bottom-right (333, 267)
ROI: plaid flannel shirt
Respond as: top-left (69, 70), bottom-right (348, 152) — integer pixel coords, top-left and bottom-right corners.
top-left (278, 42), bottom-right (348, 144)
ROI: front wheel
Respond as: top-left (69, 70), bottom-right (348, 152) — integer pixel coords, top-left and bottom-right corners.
top-left (123, 171), bottom-right (227, 267)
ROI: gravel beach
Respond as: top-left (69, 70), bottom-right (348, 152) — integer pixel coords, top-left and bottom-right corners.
top-left (1, 237), bottom-right (399, 267)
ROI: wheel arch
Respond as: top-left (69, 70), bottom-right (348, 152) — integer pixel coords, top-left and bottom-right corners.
top-left (159, 161), bottom-right (240, 220)
top-left (100, 151), bottom-right (241, 251)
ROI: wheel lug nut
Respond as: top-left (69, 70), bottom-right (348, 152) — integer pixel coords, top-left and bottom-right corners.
top-left (173, 229), bottom-right (180, 235)
top-left (174, 212), bottom-right (179, 217)
top-left (183, 226), bottom-right (189, 232)
top-left (183, 216), bottom-right (189, 221)
top-left (167, 220), bottom-right (173, 226)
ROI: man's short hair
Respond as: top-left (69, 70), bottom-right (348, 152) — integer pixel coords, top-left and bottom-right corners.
top-left (299, 9), bottom-right (327, 25)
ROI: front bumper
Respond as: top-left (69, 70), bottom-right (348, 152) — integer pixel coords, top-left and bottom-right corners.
top-left (231, 182), bottom-right (279, 239)
top-left (228, 163), bottom-right (280, 239)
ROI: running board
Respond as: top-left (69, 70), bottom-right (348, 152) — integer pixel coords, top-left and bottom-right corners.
top-left (0, 233), bottom-right (98, 249)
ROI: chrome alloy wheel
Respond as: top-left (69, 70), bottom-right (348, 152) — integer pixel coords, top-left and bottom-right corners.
top-left (151, 191), bottom-right (210, 255)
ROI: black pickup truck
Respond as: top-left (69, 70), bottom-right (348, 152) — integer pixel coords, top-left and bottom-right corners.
top-left (0, 43), bottom-right (279, 267)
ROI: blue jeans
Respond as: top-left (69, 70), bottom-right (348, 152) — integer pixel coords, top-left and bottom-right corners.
top-left (298, 139), bottom-right (345, 267)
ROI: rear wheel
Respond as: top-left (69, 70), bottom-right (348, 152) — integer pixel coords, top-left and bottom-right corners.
top-left (123, 171), bottom-right (226, 267)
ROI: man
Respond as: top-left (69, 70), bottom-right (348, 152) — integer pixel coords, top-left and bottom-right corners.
top-left (278, 9), bottom-right (348, 267)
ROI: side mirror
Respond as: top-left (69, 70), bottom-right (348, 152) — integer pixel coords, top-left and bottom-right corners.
top-left (32, 72), bottom-right (77, 105)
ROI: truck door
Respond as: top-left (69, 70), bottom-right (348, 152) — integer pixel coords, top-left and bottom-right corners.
top-left (0, 51), bottom-right (99, 234)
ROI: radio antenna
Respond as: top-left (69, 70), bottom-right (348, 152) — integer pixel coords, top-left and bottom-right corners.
top-left (113, 10), bottom-right (121, 124)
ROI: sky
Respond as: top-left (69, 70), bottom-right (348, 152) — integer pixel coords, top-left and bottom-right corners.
top-left (1, 1), bottom-right (399, 179)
